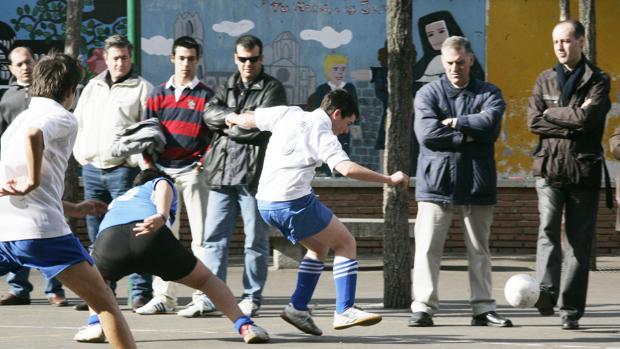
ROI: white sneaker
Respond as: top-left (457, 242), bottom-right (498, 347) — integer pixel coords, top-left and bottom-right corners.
top-left (177, 299), bottom-right (220, 318)
top-left (238, 299), bottom-right (260, 317)
top-left (239, 323), bottom-right (270, 344)
top-left (73, 324), bottom-right (106, 343)
top-left (135, 298), bottom-right (174, 315)
top-left (280, 303), bottom-right (322, 336)
top-left (333, 306), bottom-right (382, 330)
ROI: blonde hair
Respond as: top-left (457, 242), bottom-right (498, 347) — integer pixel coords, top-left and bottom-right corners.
top-left (322, 54), bottom-right (348, 80)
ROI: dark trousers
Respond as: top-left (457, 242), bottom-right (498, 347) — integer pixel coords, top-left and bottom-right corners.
top-left (535, 178), bottom-right (599, 321)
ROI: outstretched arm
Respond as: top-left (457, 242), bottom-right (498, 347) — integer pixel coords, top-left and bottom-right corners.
top-left (334, 160), bottom-right (409, 190)
top-left (0, 127), bottom-right (43, 196)
top-left (63, 199), bottom-right (108, 218)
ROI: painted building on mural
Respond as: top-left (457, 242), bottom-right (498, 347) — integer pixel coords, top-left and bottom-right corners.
top-left (0, 0), bottom-right (619, 178)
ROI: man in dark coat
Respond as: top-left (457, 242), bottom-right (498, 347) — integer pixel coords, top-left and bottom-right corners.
top-left (528, 20), bottom-right (611, 330)
top-left (409, 36), bottom-right (511, 328)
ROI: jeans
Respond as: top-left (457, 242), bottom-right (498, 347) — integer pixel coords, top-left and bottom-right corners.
top-left (202, 185), bottom-right (269, 304)
top-left (7, 266), bottom-right (64, 299)
top-left (535, 178), bottom-right (599, 321)
top-left (82, 164), bottom-right (152, 300)
top-left (411, 202), bottom-right (496, 316)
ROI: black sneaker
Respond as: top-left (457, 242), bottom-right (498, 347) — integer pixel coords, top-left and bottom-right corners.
top-left (408, 311), bottom-right (434, 327)
top-left (74, 301), bottom-right (89, 311)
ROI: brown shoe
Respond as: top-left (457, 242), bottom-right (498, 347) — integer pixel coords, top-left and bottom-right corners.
top-left (48, 294), bottom-right (69, 307)
top-left (0, 293), bottom-right (31, 305)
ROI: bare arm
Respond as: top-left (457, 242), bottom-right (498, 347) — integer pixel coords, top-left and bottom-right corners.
top-left (0, 127), bottom-right (43, 196)
top-left (334, 160), bottom-right (409, 190)
top-left (63, 199), bottom-right (108, 218)
top-left (133, 179), bottom-right (174, 236)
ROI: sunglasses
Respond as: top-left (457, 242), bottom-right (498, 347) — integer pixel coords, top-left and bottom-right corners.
top-left (237, 55), bottom-right (261, 63)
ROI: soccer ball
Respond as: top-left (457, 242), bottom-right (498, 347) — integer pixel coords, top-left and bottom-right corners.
top-left (504, 274), bottom-right (540, 308)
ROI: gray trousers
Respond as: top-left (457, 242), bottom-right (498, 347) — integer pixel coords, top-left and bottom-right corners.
top-left (535, 178), bottom-right (598, 321)
top-left (411, 202), bottom-right (496, 316)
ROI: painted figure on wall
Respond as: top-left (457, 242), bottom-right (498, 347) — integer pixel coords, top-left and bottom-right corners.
top-left (311, 53), bottom-right (359, 176)
top-left (413, 10), bottom-right (485, 93)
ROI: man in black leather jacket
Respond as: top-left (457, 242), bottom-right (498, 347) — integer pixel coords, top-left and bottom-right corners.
top-left (180, 35), bottom-right (286, 318)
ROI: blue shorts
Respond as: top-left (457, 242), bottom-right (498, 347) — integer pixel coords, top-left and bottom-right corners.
top-left (258, 193), bottom-right (333, 244)
top-left (0, 234), bottom-right (94, 280)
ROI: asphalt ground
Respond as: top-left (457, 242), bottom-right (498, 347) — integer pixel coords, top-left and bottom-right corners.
top-left (0, 256), bottom-right (619, 349)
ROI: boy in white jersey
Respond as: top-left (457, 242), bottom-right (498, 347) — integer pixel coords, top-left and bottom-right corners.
top-left (0, 54), bottom-right (135, 348)
top-left (226, 89), bottom-right (408, 335)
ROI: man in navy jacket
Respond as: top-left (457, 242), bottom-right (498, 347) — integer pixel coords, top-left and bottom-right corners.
top-left (408, 36), bottom-right (512, 328)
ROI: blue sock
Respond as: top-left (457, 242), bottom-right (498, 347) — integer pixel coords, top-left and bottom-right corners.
top-left (87, 314), bottom-right (100, 326)
top-left (291, 258), bottom-right (324, 311)
top-left (333, 256), bottom-right (358, 314)
top-left (233, 316), bottom-right (253, 333)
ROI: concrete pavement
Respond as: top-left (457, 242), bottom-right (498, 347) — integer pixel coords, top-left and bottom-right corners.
top-left (0, 256), bottom-right (619, 348)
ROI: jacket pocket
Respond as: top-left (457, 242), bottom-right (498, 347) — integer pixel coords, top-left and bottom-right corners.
top-left (420, 156), bottom-right (452, 196)
top-left (571, 153), bottom-right (602, 185)
top-left (471, 157), bottom-right (496, 196)
top-left (531, 149), bottom-right (547, 177)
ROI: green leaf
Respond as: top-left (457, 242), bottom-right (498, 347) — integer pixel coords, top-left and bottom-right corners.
top-left (24, 5), bottom-right (30, 14)
top-left (25, 24), bottom-right (33, 31)
top-left (32, 7), bottom-right (39, 16)
top-left (41, 22), bottom-right (47, 29)
top-left (14, 23), bottom-right (20, 31)
top-left (17, 7), bottom-right (23, 16)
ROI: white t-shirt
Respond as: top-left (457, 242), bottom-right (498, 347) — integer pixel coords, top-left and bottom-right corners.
top-left (254, 106), bottom-right (350, 201)
top-left (0, 97), bottom-right (77, 241)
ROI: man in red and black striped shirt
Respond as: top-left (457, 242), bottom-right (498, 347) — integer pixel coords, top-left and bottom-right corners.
top-left (137, 36), bottom-right (213, 315)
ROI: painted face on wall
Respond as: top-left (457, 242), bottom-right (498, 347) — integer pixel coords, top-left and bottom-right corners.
top-left (328, 64), bottom-right (346, 85)
top-left (426, 20), bottom-right (449, 51)
top-left (441, 46), bottom-right (473, 88)
top-left (105, 46), bottom-right (132, 83)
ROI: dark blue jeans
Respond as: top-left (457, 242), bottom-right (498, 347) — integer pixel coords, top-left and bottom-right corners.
top-left (6, 266), bottom-right (64, 299)
top-left (535, 178), bottom-right (598, 321)
top-left (82, 164), bottom-right (152, 300)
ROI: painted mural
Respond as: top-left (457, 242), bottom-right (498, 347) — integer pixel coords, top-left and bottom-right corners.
top-left (0, 0), bottom-right (127, 91)
top-left (0, 0), bottom-right (618, 178)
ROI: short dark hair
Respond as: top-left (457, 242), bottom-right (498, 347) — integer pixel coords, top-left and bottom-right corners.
top-left (235, 34), bottom-right (263, 55)
top-left (133, 168), bottom-right (175, 187)
top-left (320, 89), bottom-right (359, 120)
top-left (557, 19), bottom-right (585, 39)
top-left (104, 34), bottom-right (133, 54)
top-left (172, 36), bottom-right (201, 57)
top-left (30, 53), bottom-right (82, 103)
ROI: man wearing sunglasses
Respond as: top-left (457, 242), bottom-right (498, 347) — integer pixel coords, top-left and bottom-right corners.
top-left (177, 35), bottom-right (286, 318)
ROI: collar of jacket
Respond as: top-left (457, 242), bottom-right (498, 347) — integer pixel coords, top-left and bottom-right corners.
top-left (440, 76), bottom-right (482, 98)
top-left (227, 69), bottom-right (268, 91)
top-left (92, 69), bottom-right (142, 88)
top-left (552, 57), bottom-right (595, 91)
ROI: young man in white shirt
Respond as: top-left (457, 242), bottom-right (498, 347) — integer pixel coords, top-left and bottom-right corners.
top-left (0, 54), bottom-right (135, 348)
top-left (226, 89), bottom-right (409, 335)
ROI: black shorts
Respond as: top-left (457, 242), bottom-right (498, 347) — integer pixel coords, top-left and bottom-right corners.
top-left (92, 222), bottom-right (197, 282)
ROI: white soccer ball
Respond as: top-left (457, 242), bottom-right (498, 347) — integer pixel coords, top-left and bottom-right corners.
top-left (504, 274), bottom-right (540, 308)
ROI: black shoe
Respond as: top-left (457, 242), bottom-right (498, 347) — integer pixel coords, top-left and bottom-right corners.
top-left (0, 293), bottom-right (31, 305)
top-left (562, 319), bottom-right (579, 330)
top-left (131, 295), bottom-right (151, 312)
top-left (408, 311), bottom-right (434, 327)
top-left (471, 311), bottom-right (513, 327)
top-left (74, 301), bottom-right (89, 311)
top-left (534, 289), bottom-right (555, 316)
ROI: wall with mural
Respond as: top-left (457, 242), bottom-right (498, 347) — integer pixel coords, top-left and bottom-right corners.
top-left (1, 0), bottom-right (619, 178)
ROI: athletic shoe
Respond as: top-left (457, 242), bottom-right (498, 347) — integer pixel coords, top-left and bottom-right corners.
top-left (135, 298), bottom-right (173, 315)
top-left (239, 323), bottom-right (270, 344)
top-left (333, 306), bottom-right (382, 330)
top-left (73, 324), bottom-right (106, 343)
top-left (177, 299), bottom-right (220, 317)
top-left (238, 299), bottom-right (260, 317)
top-left (280, 303), bottom-right (322, 336)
